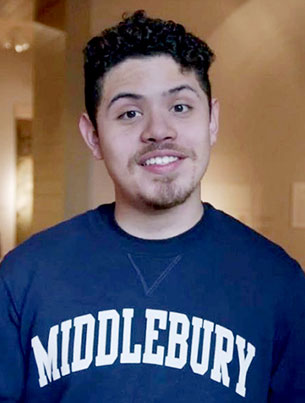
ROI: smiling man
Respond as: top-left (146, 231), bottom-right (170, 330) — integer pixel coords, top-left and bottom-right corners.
top-left (80, 53), bottom-right (218, 239)
top-left (0, 10), bottom-right (305, 403)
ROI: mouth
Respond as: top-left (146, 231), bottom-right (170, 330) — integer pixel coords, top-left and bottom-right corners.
top-left (142, 155), bottom-right (180, 166)
top-left (139, 150), bottom-right (186, 167)
top-left (137, 150), bottom-right (186, 175)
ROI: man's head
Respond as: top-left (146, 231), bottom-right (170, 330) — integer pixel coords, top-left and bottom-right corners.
top-left (83, 10), bottom-right (215, 130)
top-left (80, 11), bottom-right (219, 211)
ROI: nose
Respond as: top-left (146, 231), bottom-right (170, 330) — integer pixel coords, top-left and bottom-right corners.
top-left (140, 110), bottom-right (177, 143)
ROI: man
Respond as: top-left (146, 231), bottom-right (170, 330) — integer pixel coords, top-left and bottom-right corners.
top-left (0, 10), bottom-right (304, 402)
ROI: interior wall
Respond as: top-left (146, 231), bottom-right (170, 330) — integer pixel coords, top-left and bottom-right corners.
top-left (63, 0), bottom-right (91, 220)
top-left (35, 0), bottom-right (65, 31)
top-left (0, 48), bottom-right (32, 258)
top-left (32, 0), bottom-right (91, 231)
top-left (31, 23), bottom-right (66, 233)
top-left (89, 0), bottom-right (304, 267)
top-left (204, 0), bottom-right (305, 267)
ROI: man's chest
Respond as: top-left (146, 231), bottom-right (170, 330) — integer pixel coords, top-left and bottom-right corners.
top-left (22, 255), bottom-right (274, 401)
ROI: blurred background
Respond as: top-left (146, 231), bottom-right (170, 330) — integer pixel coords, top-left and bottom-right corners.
top-left (0, 0), bottom-right (304, 267)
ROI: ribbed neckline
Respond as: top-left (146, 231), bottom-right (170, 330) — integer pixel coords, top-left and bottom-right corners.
top-left (92, 202), bottom-right (215, 255)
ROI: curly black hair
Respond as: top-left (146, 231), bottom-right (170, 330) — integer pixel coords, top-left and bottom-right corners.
top-left (84, 10), bottom-right (215, 129)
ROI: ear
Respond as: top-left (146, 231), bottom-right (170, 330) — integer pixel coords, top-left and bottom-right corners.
top-left (79, 113), bottom-right (103, 160)
top-left (209, 98), bottom-right (219, 146)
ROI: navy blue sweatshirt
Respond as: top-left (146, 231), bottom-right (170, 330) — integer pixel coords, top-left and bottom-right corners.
top-left (0, 203), bottom-right (304, 402)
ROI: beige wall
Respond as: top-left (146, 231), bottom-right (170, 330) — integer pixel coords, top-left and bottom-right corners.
top-left (0, 48), bottom-right (32, 257)
top-left (63, 0), bottom-right (91, 220)
top-left (32, 0), bottom-right (91, 231)
top-left (31, 23), bottom-right (66, 233)
top-left (89, 0), bottom-right (305, 267)
top-left (204, 0), bottom-right (305, 267)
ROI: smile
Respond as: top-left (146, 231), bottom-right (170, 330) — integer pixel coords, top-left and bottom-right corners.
top-left (143, 156), bottom-right (179, 166)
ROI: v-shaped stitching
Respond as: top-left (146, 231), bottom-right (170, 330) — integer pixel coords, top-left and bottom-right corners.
top-left (127, 253), bottom-right (182, 296)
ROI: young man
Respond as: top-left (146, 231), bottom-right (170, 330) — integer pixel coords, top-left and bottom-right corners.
top-left (0, 10), bottom-right (304, 402)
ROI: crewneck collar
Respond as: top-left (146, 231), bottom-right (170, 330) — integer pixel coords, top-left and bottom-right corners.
top-left (95, 202), bottom-right (214, 255)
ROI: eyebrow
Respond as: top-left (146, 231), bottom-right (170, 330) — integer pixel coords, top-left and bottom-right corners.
top-left (107, 93), bottom-right (143, 110)
top-left (107, 84), bottom-right (199, 110)
top-left (166, 85), bottom-right (200, 98)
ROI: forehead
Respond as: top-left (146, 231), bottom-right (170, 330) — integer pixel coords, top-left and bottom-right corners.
top-left (100, 55), bottom-right (204, 104)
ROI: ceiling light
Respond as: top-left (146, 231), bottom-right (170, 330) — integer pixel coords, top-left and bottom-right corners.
top-left (14, 42), bottom-right (30, 53)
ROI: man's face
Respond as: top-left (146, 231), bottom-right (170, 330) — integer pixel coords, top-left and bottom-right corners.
top-left (81, 55), bottom-right (218, 210)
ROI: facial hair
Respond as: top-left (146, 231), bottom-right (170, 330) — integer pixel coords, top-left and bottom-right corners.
top-left (129, 143), bottom-right (198, 210)
top-left (138, 178), bottom-right (197, 210)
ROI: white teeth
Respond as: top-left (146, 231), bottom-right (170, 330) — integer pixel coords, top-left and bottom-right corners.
top-left (144, 156), bottom-right (178, 166)
top-left (156, 157), bottom-right (162, 165)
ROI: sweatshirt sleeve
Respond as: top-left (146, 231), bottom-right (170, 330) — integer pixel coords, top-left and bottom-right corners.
top-left (268, 265), bottom-right (305, 402)
top-left (0, 270), bottom-right (25, 401)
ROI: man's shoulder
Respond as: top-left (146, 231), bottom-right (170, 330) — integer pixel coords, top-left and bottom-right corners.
top-left (0, 204), bottom-right (118, 310)
top-left (9, 209), bottom-right (95, 253)
top-left (0, 204), bottom-right (114, 278)
top-left (205, 203), bottom-right (303, 278)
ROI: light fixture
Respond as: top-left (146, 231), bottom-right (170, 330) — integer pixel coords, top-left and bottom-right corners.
top-left (1, 24), bottom-right (31, 53)
top-left (14, 42), bottom-right (30, 53)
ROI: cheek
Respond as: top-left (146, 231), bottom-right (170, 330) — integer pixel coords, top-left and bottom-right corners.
top-left (101, 139), bottom-right (134, 174)
top-left (177, 117), bottom-right (210, 141)
top-left (183, 131), bottom-right (211, 153)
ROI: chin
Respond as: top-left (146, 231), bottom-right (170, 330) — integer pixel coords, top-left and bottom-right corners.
top-left (137, 181), bottom-right (196, 211)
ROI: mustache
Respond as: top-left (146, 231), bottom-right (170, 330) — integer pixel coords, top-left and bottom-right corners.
top-left (133, 143), bottom-right (196, 163)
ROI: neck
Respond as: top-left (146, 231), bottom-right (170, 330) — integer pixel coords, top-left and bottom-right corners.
top-left (114, 188), bottom-right (204, 240)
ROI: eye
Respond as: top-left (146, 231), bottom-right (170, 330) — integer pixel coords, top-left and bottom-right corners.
top-left (118, 110), bottom-right (142, 120)
top-left (172, 104), bottom-right (192, 113)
